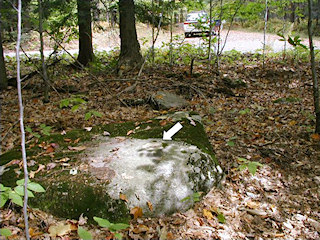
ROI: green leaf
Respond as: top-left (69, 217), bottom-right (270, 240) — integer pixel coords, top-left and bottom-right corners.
top-left (14, 186), bottom-right (35, 197)
top-left (0, 193), bottom-right (9, 208)
top-left (93, 217), bottom-right (111, 228)
top-left (0, 228), bottom-right (12, 237)
top-left (71, 105), bottom-right (80, 112)
top-left (14, 185), bottom-right (24, 196)
top-left (25, 126), bottom-right (33, 133)
top-left (247, 162), bottom-right (263, 176)
top-left (84, 112), bottom-right (92, 121)
top-left (0, 184), bottom-right (10, 192)
top-left (227, 141), bottom-right (235, 147)
top-left (180, 196), bottom-right (190, 202)
top-left (92, 111), bottom-right (102, 117)
top-left (73, 98), bottom-right (86, 104)
top-left (78, 226), bottom-right (93, 240)
top-left (238, 164), bottom-right (247, 171)
top-left (109, 223), bottom-right (129, 231)
top-left (217, 213), bottom-right (226, 223)
top-left (16, 179), bottom-right (30, 186)
top-left (238, 158), bottom-right (247, 162)
top-left (9, 191), bottom-right (23, 207)
top-left (27, 182), bottom-right (46, 193)
top-left (114, 233), bottom-right (123, 240)
top-left (60, 99), bottom-right (70, 108)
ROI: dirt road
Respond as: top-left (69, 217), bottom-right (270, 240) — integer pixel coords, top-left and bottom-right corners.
top-left (3, 23), bottom-right (319, 57)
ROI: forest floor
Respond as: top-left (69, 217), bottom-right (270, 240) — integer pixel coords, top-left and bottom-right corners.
top-left (1, 51), bottom-right (320, 239)
top-left (1, 23), bottom-right (320, 240)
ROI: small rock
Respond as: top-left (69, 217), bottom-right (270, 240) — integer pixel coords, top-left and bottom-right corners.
top-left (283, 221), bottom-right (294, 230)
top-left (308, 218), bottom-right (320, 232)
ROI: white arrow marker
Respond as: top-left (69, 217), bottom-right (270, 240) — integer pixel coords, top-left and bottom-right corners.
top-left (163, 122), bottom-right (183, 140)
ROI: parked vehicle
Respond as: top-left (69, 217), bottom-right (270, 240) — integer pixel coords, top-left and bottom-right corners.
top-left (183, 11), bottom-right (222, 38)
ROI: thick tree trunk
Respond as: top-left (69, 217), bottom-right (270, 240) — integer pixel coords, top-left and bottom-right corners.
top-left (118, 0), bottom-right (143, 70)
top-left (308, 0), bottom-right (320, 133)
top-left (0, 1), bottom-right (7, 90)
top-left (77, 0), bottom-right (94, 66)
top-left (290, 2), bottom-right (296, 23)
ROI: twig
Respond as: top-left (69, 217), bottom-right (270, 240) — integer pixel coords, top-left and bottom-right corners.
top-left (16, 0), bottom-right (30, 239)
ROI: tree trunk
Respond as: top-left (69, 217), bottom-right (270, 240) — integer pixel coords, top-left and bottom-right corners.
top-left (0, 1), bottom-right (7, 90)
top-left (77, 0), bottom-right (94, 66)
top-left (39, 0), bottom-right (49, 102)
top-left (308, 0), bottom-right (320, 133)
top-left (290, 2), bottom-right (296, 23)
top-left (118, 0), bottom-right (143, 70)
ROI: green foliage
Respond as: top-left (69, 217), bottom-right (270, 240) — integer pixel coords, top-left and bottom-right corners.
top-left (93, 217), bottom-right (129, 239)
top-left (181, 192), bottom-right (203, 203)
top-left (0, 228), bottom-right (12, 238)
top-left (78, 226), bottom-right (93, 240)
top-left (217, 211), bottom-right (226, 224)
top-left (59, 97), bottom-right (87, 110)
top-left (0, 180), bottom-right (45, 208)
top-left (84, 110), bottom-right (103, 121)
top-left (26, 124), bottom-right (52, 138)
top-left (239, 108), bottom-right (250, 115)
top-left (238, 158), bottom-right (263, 176)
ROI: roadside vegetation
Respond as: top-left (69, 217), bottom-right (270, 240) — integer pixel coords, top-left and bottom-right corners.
top-left (1, 0), bottom-right (320, 239)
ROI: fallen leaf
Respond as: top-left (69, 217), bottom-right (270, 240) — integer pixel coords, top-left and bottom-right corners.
top-left (130, 206), bottom-right (143, 220)
top-left (127, 130), bottom-right (134, 136)
top-left (84, 127), bottom-right (92, 132)
top-left (48, 223), bottom-right (72, 237)
top-left (203, 209), bottom-right (214, 220)
top-left (160, 120), bottom-right (168, 126)
top-left (69, 168), bottom-right (78, 175)
top-left (56, 157), bottom-right (70, 163)
top-left (46, 163), bottom-right (57, 170)
top-left (74, 138), bottom-right (81, 144)
top-left (103, 131), bottom-right (110, 136)
top-left (46, 146), bottom-right (55, 153)
top-left (78, 213), bottom-right (87, 225)
top-left (29, 164), bottom-right (45, 179)
top-left (246, 200), bottom-right (260, 209)
top-left (68, 146), bottom-right (86, 151)
top-left (147, 201), bottom-right (153, 211)
top-left (311, 133), bottom-right (320, 141)
top-left (64, 138), bottom-right (72, 142)
top-left (120, 193), bottom-right (128, 202)
top-left (132, 224), bottom-right (149, 233)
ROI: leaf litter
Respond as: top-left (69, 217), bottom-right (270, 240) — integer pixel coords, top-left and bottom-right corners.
top-left (0, 55), bottom-right (320, 239)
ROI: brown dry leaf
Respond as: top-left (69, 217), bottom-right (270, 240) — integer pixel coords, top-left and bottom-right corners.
top-left (64, 138), bottom-right (72, 142)
top-left (203, 209), bottom-right (214, 220)
top-left (29, 228), bottom-right (43, 238)
top-left (132, 224), bottom-right (149, 233)
top-left (166, 232), bottom-right (175, 240)
top-left (289, 120), bottom-right (297, 126)
top-left (68, 146), bottom-right (86, 151)
top-left (74, 138), bottom-right (81, 144)
top-left (147, 201), bottom-right (153, 211)
top-left (46, 146), bottom-right (55, 153)
top-left (120, 193), bottom-right (128, 202)
top-left (127, 130), bottom-right (134, 136)
top-left (159, 120), bottom-right (168, 126)
top-left (56, 157), bottom-right (70, 163)
top-left (29, 164), bottom-right (45, 179)
top-left (48, 223), bottom-right (72, 237)
top-left (130, 206), bottom-right (143, 220)
top-left (78, 213), bottom-right (87, 225)
top-left (156, 94), bottom-right (164, 99)
top-left (246, 200), bottom-right (260, 209)
top-left (311, 133), bottom-right (320, 141)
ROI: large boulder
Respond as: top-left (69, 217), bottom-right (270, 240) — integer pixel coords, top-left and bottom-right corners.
top-left (0, 112), bottom-right (223, 222)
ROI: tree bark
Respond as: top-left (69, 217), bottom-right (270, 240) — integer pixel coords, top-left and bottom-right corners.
top-left (39, 0), bottom-right (49, 102)
top-left (118, 0), bottom-right (143, 70)
top-left (77, 0), bottom-right (94, 66)
top-left (0, 1), bottom-right (7, 90)
top-left (308, 0), bottom-right (320, 133)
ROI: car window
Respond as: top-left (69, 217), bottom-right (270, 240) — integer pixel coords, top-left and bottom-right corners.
top-left (186, 13), bottom-right (208, 22)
